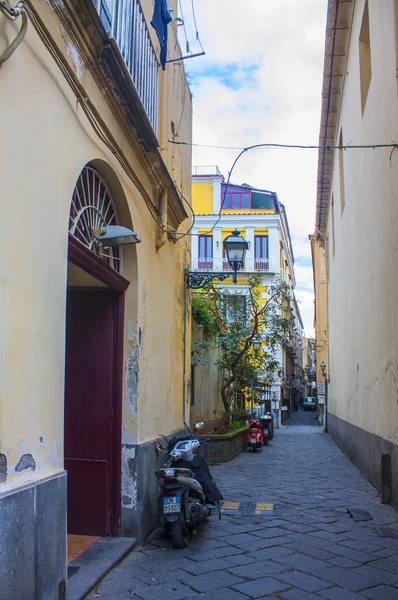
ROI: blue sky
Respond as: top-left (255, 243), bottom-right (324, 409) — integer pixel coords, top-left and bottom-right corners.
top-left (177, 0), bottom-right (328, 335)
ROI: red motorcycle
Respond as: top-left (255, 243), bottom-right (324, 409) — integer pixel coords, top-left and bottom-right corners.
top-left (246, 419), bottom-right (263, 451)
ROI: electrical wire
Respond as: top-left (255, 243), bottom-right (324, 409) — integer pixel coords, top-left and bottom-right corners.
top-left (19, 0), bottom-right (167, 230)
top-left (199, 146), bottom-right (251, 235)
top-left (171, 186), bottom-right (196, 240)
top-left (178, 0), bottom-right (190, 53)
top-left (190, 0), bottom-right (204, 53)
top-left (169, 140), bottom-right (398, 151)
top-left (186, 138), bottom-right (398, 235)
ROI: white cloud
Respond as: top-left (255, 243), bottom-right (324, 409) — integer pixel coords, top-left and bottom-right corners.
top-left (178, 0), bottom-right (328, 336)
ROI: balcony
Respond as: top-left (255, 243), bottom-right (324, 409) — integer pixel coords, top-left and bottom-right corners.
top-left (222, 259), bottom-right (245, 272)
top-left (192, 166), bottom-right (222, 177)
top-left (191, 257), bottom-right (273, 273)
top-left (198, 258), bottom-right (213, 270)
top-left (94, 0), bottom-right (159, 136)
top-left (254, 258), bottom-right (270, 272)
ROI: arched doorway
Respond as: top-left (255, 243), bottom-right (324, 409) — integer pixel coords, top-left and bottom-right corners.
top-left (65, 164), bottom-right (130, 540)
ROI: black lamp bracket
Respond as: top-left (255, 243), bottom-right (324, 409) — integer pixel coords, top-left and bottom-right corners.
top-left (186, 271), bottom-right (231, 289)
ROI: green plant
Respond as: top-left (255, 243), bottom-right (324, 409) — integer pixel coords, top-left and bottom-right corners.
top-left (192, 295), bottom-right (217, 338)
top-left (227, 420), bottom-right (246, 432)
top-left (195, 278), bottom-right (291, 432)
top-left (230, 408), bottom-right (248, 423)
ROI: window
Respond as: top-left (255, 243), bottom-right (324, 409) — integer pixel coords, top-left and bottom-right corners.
top-left (254, 235), bottom-right (269, 270)
top-left (338, 130), bottom-right (345, 214)
top-left (198, 235), bottom-right (213, 269)
top-left (224, 294), bottom-right (247, 323)
top-left (221, 186), bottom-right (251, 209)
top-left (251, 192), bottom-right (275, 209)
top-left (359, 1), bottom-right (372, 114)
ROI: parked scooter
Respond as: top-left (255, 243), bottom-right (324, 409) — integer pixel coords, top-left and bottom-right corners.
top-left (259, 413), bottom-right (274, 445)
top-left (246, 419), bottom-right (263, 451)
top-left (155, 423), bottom-right (223, 548)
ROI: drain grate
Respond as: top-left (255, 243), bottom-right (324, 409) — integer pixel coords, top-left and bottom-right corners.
top-left (220, 501), bottom-right (282, 516)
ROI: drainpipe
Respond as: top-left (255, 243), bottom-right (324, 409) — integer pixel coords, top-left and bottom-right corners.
top-left (183, 268), bottom-right (188, 424)
top-left (156, 188), bottom-right (168, 250)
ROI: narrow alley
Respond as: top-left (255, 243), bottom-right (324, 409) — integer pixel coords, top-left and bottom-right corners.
top-left (86, 414), bottom-right (398, 600)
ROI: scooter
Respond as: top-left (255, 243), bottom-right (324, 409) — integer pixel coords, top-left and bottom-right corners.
top-left (259, 413), bottom-right (274, 445)
top-left (246, 419), bottom-right (263, 451)
top-left (155, 423), bottom-right (223, 548)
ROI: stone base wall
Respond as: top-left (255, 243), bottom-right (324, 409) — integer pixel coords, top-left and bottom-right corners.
top-left (198, 428), bottom-right (248, 465)
top-left (0, 472), bottom-right (67, 600)
top-left (121, 436), bottom-right (178, 543)
top-left (328, 413), bottom-right (398, 507)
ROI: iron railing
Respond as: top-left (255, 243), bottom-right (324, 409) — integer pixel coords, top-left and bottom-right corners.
top-left (94, 0), bottom-right (159, 134)
top-left (192, 257), bottom-right (272, 273)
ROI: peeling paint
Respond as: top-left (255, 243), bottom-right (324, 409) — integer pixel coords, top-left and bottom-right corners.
top-left (121, 444), bottom-right (138, 509)
top-left (125, 345), bottom-right (139, 415)
top-left (66, 43), bottom-right (83, 80)
top-left (0, 454), bottom-right (7, 482)
top-left (122, 425), bottom-right (136, 446)
top-left (15, 454), bottom-right (36, 472)
top-left (48, 439), bottom-right (59, 467)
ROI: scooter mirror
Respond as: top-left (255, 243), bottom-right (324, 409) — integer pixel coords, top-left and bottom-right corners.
top-left (194, 422), bottom-right (205, 431)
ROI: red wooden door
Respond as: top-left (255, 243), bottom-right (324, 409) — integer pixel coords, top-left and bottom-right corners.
top-left (65, 290), bottom-right (118, 536)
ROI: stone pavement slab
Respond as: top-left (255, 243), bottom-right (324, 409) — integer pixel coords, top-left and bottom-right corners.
top-left (232, 575), bottom-right (291, 597)
top-left (82, 412), bottom-right (398, 600)
top-left (275, 570), bottom-right (332, 593)
top-left (361, 585), bottom-right (398, 599)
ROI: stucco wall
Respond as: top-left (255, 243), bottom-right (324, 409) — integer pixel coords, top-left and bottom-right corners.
top-left (326, 0), bottom-right (398, 446)
top-left (0, 0), bottom-right (192, 492)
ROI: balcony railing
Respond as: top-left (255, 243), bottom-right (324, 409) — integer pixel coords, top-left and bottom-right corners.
top-left (192, 166), bottom-right (222, 176)
top-left (192, 257), bottom-right (272, 273)
top-left (222, 259), bottom-right (245, 272)
top-left (94, 0), bottom-right (159, 134)
top-left (198, 258), bottom-right (213, 270)
top-left (254, 258), bottom-right (270, 272)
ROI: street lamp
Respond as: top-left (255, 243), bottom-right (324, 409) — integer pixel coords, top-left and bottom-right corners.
top-left (186, 229), bottom-right (248, 288)
top-left (252, 336), bottom-right (261, 353)
top-left (223, 230), bottom-right (249, 283)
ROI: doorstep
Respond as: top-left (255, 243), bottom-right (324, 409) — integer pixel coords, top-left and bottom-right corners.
top-left (66, 537), bottom-right (137, 600)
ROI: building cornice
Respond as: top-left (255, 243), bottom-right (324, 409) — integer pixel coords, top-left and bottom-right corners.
top-left (316, 0), bottom-right (354, 233)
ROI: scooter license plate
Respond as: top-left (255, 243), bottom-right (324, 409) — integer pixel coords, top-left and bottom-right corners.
top-left (250, 438), bottom-right (257, 444)
top-left (163, 497), bottom-right (181, 513)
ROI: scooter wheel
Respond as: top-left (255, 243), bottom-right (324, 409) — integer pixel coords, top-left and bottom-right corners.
top-left (263, 439), bottom-right (268, 446)
top-left (169, 512), bottom-right (191, 548)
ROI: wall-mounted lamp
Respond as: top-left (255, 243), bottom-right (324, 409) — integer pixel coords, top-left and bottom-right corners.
top-left (94, 225), bottom-right (141, 247)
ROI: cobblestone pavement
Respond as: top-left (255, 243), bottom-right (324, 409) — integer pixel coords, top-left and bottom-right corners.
top-left (89, 412), bottom-right (398, 599)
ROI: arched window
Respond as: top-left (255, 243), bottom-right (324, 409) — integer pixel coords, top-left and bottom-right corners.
top-left (69, 166), bottom-right (122, 273)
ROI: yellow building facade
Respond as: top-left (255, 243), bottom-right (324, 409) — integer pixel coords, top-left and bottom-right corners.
top-left (191, 167), bottom-right (303, 424)
top-left (0, 0), bottom-right (192, 595)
